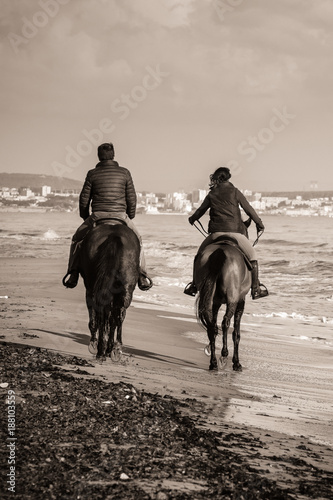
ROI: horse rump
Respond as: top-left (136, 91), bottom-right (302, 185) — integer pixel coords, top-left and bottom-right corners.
top-left (80, 224), bottom-right (140, 359)
top-left (91, 235), bottom-right (123, 325)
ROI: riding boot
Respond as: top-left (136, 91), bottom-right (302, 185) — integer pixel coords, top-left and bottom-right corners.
top-left (250, 260), bottom-right (269, 300)
top-left (184, 282), bottom-right (197, 296)
top-left (137, 247), bottom-right (153, 291)
top-left (62, 241), bottom-right (80, 288)
top-left (138, 269), bottom-right (153, 291)
top-left (184, 254), bottom-right (198, 296)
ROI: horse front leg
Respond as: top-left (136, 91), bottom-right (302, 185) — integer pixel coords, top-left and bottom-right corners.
top-left (219, 302), bottom-right (237, 369)
top-left (232, 299), bottom-right (245, 372)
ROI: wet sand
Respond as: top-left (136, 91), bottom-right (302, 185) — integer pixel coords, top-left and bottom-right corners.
top-left (1, 257), bottom-right (333, 495)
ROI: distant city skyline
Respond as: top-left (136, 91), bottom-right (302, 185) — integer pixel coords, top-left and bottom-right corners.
top-left (1, 1), bottom-right (333, 193)
top-left (0, 171), bottom-right (333, 196)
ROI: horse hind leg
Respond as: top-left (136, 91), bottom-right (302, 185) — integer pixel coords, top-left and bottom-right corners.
top-left (86, 291), bottom-right (98, 355)
top-left (107, 305), bottom-right (126, 362)
top-left (202, 308), bottom-right (219, 371)
top-left (232, 299), bottom-right (245, 372)
top-left (218, 302), bottom-right (237, 370)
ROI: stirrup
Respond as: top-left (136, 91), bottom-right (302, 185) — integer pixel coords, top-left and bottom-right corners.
top-left (184, 282), bottom-right (197, 297)
top-left (62, 272), bottom-right (79, 289)
top-left (252, 283), bottom-right (269, 300)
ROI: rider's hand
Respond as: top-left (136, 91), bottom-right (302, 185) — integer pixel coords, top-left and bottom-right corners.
top-left (188, 216), bottom-right (195, 225)
top-left (256, 223), bottom-right (265, 232)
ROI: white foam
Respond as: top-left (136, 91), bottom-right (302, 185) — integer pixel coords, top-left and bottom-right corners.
top-left (252, 311), bottom-right (333, 324)
top-left (42, 229), bottom-right (60, 240)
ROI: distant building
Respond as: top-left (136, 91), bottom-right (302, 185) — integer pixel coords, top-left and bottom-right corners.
top-left (42, 185), bottom-right (52, 197)
top-left (261, 196), bottom-right (289, 208)
top-left (18, 187), bottom-right (34, 198)
top-left (191, 189), bottom-right (207, 206)
top-left (165, 191), bottom-right (191, 212)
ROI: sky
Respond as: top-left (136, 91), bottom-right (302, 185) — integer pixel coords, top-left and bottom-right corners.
top-left (1, 0), bottom-right (333, 193)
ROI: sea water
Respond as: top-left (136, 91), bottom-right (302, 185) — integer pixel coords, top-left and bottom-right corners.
top-left (0, 210), bottom-right (332, 346)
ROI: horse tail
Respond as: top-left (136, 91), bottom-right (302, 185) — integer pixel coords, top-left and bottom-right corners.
top-left (93, 235), bottom-right (125, 331)
top-left (196, 248), bottom-right (227, 329)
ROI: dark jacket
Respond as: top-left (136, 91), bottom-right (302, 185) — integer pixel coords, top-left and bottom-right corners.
top-left (189, 181), bottom-right (264, 236)
top-left (79, 160), bottom-right (137, 220)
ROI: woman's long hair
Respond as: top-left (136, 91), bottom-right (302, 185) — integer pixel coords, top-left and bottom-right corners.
top-left (209, 167), bottom-right (231, 190)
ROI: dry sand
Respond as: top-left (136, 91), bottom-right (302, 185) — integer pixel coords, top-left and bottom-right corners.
top-left (1, 257), bottom-right (333, 497)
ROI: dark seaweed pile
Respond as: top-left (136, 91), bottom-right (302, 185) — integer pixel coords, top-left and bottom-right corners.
top-left (0, 344), bottom-right (332, 499)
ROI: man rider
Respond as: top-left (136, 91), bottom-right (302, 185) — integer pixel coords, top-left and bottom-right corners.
top-left (62, 142), bottom-right (153, 291)
top-left (184, 167), bottom-right (268, 300)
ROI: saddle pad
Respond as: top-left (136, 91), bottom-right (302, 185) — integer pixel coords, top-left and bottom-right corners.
top-left (211, 235), bottom-right (253, 270)
top-left (95, 217), bottom-right (127, 226)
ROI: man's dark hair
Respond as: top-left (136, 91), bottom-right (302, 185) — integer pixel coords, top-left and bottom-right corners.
top-left (209, 167), bottom-right (231, 189)
top-left (98, 143), bottom-right (115, 161)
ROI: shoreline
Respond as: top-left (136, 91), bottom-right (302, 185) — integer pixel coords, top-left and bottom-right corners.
top-left (1, 255), bottom-right (333, 496)
top-left (1, 257), bottom-right (332, 447)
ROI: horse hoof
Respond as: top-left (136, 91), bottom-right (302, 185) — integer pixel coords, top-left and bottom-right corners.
top-left (209, 363), bottom-right (218, 371)
top-left (88, 341), bottom-right (98, 355)
top-left (110, 345), bottom-right (122, 363)
top-left (233, 364), bottom-right (242, 372)
top-left (218, 356), bottom-right (228, 371)
top-left (204, 344), bottom-right (211, 356)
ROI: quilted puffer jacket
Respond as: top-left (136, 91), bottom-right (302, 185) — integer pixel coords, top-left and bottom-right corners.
top-left (79, 160), bottom-right (137, 220)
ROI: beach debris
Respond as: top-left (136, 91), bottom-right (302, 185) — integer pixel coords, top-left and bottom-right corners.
top-left (0, 295), bottom-right (9, 299)
top-left (1, 343), bottom-right (332, 500)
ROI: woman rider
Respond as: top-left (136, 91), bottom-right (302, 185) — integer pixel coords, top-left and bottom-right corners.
top-left (184, 167), bottom-right (269, 300)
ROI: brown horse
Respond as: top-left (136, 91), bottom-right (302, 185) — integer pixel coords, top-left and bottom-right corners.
top-left (79, 222), bottom-right (140, 361)
top-left (194, 237), bottom-right (251, 371)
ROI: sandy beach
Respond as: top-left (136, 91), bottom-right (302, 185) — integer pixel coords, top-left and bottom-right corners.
top-left (1, 257), bottom-right (332, 498)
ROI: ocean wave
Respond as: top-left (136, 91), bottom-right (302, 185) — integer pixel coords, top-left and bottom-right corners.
top-left (260, 238), bottom-right (306, 247)
top-left (0, 229), bottom-right (62, 241)
top-left (144, 240), bottom-right (197, 255)
top-left (253, 311), bottom-right (333, 324)
top-left (290, 335), bottom-right (333, 347)
top-left (133, 291), bottom-right (192, 311)
top-left (265, 259), bottom-right (290, 268)
top-left (264, 259), bottom-right (333, 275)
top-left (42, 229), bottom-right (60, 240)
top-left (152, 276), bottom-right (188, 287)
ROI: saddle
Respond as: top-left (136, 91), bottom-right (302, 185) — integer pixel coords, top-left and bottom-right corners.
top-left (210, 235), bottom-right (253, 270)
top-left (94, 217), bottom-right (127, 227)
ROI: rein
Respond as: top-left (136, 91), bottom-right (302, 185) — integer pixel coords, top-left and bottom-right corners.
top-left (193, 220), bottom-right (209, 237)
top-left (253, 230), bottom-right (264, 247)
top-left (193, 221), bottom-right (264, 247)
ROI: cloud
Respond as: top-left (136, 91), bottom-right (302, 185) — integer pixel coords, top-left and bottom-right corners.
top-left (0, 0), bottom-right (333, 190)
top-left (124, 0), bottom-right (196, 28)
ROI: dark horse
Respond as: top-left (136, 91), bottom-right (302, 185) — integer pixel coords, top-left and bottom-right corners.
top-left (194, 237), bottom-right (251, 372)
top-left (79, 222), bottom-right (140, 361)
